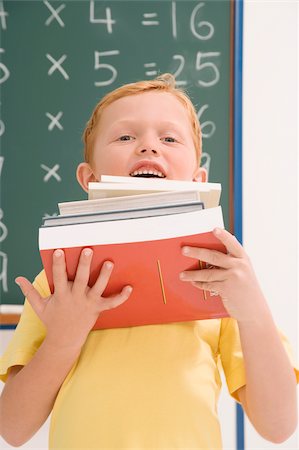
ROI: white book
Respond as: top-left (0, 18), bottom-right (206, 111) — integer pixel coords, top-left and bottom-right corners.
top-left (89, 176), bottom-right (221, 209)
top-left (99, 174), bottom-right (220, 190)
top-left (40, 207), bottom-right (224, 249)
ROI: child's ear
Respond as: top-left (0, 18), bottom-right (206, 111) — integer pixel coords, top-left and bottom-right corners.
top-left (76, 162), bottom-right (98, 193)
top-left (192, 167), bottom-right (207, 182)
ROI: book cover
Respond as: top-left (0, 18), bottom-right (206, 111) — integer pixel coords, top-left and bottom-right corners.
top-left (39, 207), bottom-right (229, 329)
top-left (98, 174), bottom-right (220, 188)
top-left (43, 201), bottom-right (204, 227)
top-left (58, 190), bottom-right (202, 216)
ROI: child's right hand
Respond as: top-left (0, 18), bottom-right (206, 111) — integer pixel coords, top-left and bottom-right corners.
top-left (15, 248), bottom-right (132, 350)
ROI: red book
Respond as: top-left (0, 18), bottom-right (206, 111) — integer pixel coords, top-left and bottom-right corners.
top-left (39, 207), bottom-right (229, 329)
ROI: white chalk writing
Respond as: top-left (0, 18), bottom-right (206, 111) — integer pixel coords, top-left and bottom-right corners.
top-left (0, 1), bottom-right (8, 30)
top-left (197, 104), bottom-right (216, 139)
top-left (46, 111), bottom-right (63, 131)
top-left (90, 1), bottom-right (115, 33)
top-left (144, 62), bottom-right (158, 77)
top-left (172, 55), bottom-right (187, 86)
top-left (46, 53), bottom-right (69, 80)
top-left (0, 119), bottom-right (4, 137)
top-left (196, 51), bottom-right (220, 87)
top-left (94, 50), bottom-right (119, 87)
top-left (0, 48), bottom-right (9, 84)
top-left (142, 12), bottom-right (159, 26)
top-left (190, 2), bottom-right (214, 40)
top-left (41, 164), bottom-right (61, 182)
top-left (44, 1), bottom-right (66, 27)
top-left (0, 251), bottom-right (8, 293)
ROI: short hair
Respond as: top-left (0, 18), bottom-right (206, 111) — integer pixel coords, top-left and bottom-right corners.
top-left (82, 73), bottom-right (202, 166)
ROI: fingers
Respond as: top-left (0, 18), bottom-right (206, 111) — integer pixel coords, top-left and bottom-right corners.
top-left (213, 228), bottom-right (244, 258)
top-left (182, 246), bottom-right (231, 269)
top-left (98, 285), bottom-right (133, 313)
top-left (181, 229), bottom-right (245, 268)
top-left (72, 248), bottom-right (94, 294)
top-left (190, 280), bottom-right (223, 295)
top-left (180, 268), bottom-right (227, 283)
top-left (89, 260), bottom-right (115, 297)
top-left (89, 261), bottom-right (133, 311)
top-left (15, 277), bottom-right (44, 317)
top-left (52, 249), bottom-right (68, 295)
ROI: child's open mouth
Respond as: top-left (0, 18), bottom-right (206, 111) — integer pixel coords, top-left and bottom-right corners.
top-left (130, 170), bottom-right (166, 179)
top-left (129, 164), bottom-right (166, 178)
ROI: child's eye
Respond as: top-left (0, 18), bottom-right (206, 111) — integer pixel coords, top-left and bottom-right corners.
top-left (118, 135), bottom-right (134, 141)
top-left (162, 136), bottom-right (176, 143)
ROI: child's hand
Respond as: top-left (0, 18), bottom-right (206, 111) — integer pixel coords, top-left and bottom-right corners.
top-left (180, 228), bottom-right (268, 323)
top-left (15, 249), bottom-right (132, 349)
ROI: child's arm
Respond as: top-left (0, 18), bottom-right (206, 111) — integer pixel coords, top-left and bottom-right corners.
top-left (236, 315), bottom-right (297, 443)
top-left (180, 228), bottom-right (298, 443)
top-left (0, 341), bottom-right (83, 446)
top-left (0, 248), bottom-right (132, 446)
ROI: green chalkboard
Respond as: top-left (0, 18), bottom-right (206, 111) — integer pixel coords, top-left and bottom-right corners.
top-left (1, 0), bottom-right (234, 305)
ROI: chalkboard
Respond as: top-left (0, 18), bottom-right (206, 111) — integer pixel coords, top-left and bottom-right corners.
top-left (1, 0), bottom-right (237, 305)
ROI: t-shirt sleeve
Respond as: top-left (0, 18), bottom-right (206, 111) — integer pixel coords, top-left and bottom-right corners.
top-left (218, 318), bottom-right (299, 403)
top-left (0, 271), bottom-right (49, 383)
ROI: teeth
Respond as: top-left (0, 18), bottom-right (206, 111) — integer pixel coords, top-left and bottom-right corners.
top-left (130, 169), bottom-right (165, 178)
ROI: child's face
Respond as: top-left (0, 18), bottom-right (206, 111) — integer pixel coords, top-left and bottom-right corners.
top-left (77, 91), bottom-right (206, 190)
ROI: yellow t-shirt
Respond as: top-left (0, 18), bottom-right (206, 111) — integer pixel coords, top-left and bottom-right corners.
top-left (0, 270), bottom-right (297, 450)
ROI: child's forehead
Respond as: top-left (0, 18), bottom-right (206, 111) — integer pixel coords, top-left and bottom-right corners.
top-left (112, 90), bottom-right (181, 107)
top-left (101, 91), bottom-right (190, 123)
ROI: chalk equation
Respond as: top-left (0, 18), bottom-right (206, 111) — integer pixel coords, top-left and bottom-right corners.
top-left (45, 1), bottom-right (217, 42)
top-left (93, 51), bottom-right (220, 89)
top-left (1, 0), bottom-right (220, 145)
top-left (43, 0), bottom-right (216, 41)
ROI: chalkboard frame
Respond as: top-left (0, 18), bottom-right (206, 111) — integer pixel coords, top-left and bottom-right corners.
top-left (232, 1), bottom-right (244, 449)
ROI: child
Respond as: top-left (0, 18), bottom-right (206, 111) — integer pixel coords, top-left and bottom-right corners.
top-left (0, 74), bottom-right (298, 449)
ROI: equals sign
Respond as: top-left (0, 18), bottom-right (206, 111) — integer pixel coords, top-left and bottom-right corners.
top-left (142, 13), bottom-right (159, 26)
top-left (144, 63), bottom-right (158, 77)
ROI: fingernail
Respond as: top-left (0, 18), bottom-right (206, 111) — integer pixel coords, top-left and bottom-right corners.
top-left (54, 249), bottom-right (63, 258)
top-left (105, 261), bottom-right (114, 269)
top-left (125, 286), bottom-right (133, 294)
top-left (15, 278), bottom-right (24, 293)
top-left (179, 272), bottom-right (186, 280)
top-left (182, 246), bottom-right (190, 255)
top-left (83, 248), bottom-right (92, 257)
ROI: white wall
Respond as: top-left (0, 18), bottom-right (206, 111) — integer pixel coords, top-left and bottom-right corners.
top-left (0, 2), bottom-right (298, 450)
top-left (243, 0), bottom-right (298, 449)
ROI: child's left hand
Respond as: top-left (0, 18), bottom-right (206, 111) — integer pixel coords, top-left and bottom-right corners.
top-left (180, 228), bottom-right (269, 323)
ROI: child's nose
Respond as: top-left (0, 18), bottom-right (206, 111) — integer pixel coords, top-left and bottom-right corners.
top-left (135, 134), bottom-right (161, 156)
top-left (139, 148), bottom-right (158, 155)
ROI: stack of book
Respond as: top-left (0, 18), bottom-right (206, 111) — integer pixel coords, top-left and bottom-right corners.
top-left (39, 175), bottom-right (229, 329)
